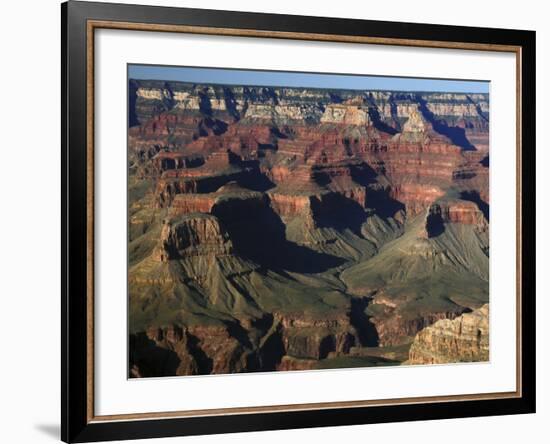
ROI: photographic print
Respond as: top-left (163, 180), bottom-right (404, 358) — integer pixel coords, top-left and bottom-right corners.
top-left (127, 65), bottom-right (490, 378)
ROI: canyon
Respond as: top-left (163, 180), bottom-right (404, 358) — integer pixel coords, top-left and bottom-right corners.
top-left (128, 79), bottom-right (490, 377)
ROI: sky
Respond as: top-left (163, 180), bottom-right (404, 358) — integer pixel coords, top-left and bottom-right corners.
top-left (128, 64), bottom-right (489, 94)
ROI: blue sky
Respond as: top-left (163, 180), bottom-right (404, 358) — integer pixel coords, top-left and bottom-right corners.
top-left (128, 64), bottom-right (489, 94)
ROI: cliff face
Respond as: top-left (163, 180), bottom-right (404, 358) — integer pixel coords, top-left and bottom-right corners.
top-left (129, 80), bottom-right (488, 129)
top-left (152, 214), bottom-right (233, 261)
top-left (130, 324), bottom-right (249, 377)
top-left (128, 78), bottom-right (489, 377)
top-left (407, 304), bottom-right (489, 364)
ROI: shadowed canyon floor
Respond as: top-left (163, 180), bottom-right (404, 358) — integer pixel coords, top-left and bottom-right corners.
top-left (128, 80), bottom-right (490, 377)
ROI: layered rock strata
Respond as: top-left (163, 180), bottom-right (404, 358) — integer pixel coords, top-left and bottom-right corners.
top-left (407, 304), bottom-right (489, 364)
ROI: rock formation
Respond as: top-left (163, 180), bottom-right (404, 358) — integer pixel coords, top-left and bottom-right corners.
top-left (152, 214), bottom-right (233, 262)
top-left (407, 304), bottom-right (489, 364)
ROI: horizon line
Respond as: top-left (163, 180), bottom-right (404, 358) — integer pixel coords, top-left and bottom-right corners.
top-left (128, 64), bottom-right (490, 95)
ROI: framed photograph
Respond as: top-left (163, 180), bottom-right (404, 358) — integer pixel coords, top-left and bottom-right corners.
top-left (62, 1), bottom-right (535, 442)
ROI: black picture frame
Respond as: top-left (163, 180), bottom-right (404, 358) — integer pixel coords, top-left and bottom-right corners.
top-left (62, 1), bottom-right (536, 442)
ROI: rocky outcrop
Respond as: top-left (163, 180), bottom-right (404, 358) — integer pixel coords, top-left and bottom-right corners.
top-left (130, 324), bottom-right (249, 376)
top-left (243, 103), bottom-right (320, 124)
top-left (401, 107), bottom-right (426, 137)
top-left (321, 104), bottom-right (370, 125)
top-left (275, 312), bottom-right (356, 359)
top-left (424, 200), bottom-right (488, 238)
top-left (268, 192), bottom-right (314, 221)
top-left (407, 304), bottom-right (489, 364)
top-left (152, 214), bottom-right (233, 262)
top-left (370, 308), bottom-right (469, 347)
top-left (389, 183), bottom-right (446, 216)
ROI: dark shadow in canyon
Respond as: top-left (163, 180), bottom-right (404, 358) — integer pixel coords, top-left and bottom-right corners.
top-left (349, 297), bottom-right (379, 347)
top-left (237, 164), bottom-right (277, 192)
top-left (270, 125), bottom-right (289, 139)
top-left (365, 93), bottom-right (399, 135)
top-left (366, 187), bottom-right (406, 219)
top-left (257, 142), bottom-right (278, 152)
top-left (161, 81), bottom-right (175, 110)
top-left (258, 327), bottom-right (286, 371)
top-left (185, 332), bottom-right (214, 374)
top-left (350, 162), bottom-right (379, 186)
top-left (460, 190), bottom-right (490, 221)
top-left (223, 87), bottom-right (241, 121)
top-left (388, 94), bottom-right (402, 131)
top-left (466, 94), bottom-right (490, 122)
top-left (129, 333), bottom-right (181, 377)
top-left (415, 95), bottom-right (476, 150)
top-left (319, 335), bottom-right (337, 359)
top-left (329, 92), bottom-right (343, 103)
top-left (174, 166), bottom-right (274, 195)
top-left (425, 209), bottom-right (445, 238)
top-left (198, 117), bottom-right (228, 137)
top-left (197, 89), bottom-right (229, 136)
top-left (225, 320), bottom-right (253, 349)
top-left (185, 156), bottom-right (206, 168)
top-left (242, 86), bottom-right (279, 105)
top-left (212, 197), bottom-right (346, 273)
top-left (311, 170), bottom-right (332, 187)
top-left (311, 193), bottom-right (368, 235)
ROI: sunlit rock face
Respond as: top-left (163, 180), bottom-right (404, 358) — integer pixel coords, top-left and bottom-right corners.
top-left (128, 78), bottom-right (489, 377)
top-left (407, 304), bottom-right (489, 364)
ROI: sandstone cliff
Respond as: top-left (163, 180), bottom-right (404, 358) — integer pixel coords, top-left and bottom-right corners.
top-left (407, 304), bottom-right (489, 364)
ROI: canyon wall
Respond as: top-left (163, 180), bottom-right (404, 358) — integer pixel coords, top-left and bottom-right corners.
top-left (407, 304), bottom-right (489, 364)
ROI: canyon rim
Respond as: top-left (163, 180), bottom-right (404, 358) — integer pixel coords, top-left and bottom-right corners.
top-left (127, 66), bottom-right (490, 378)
